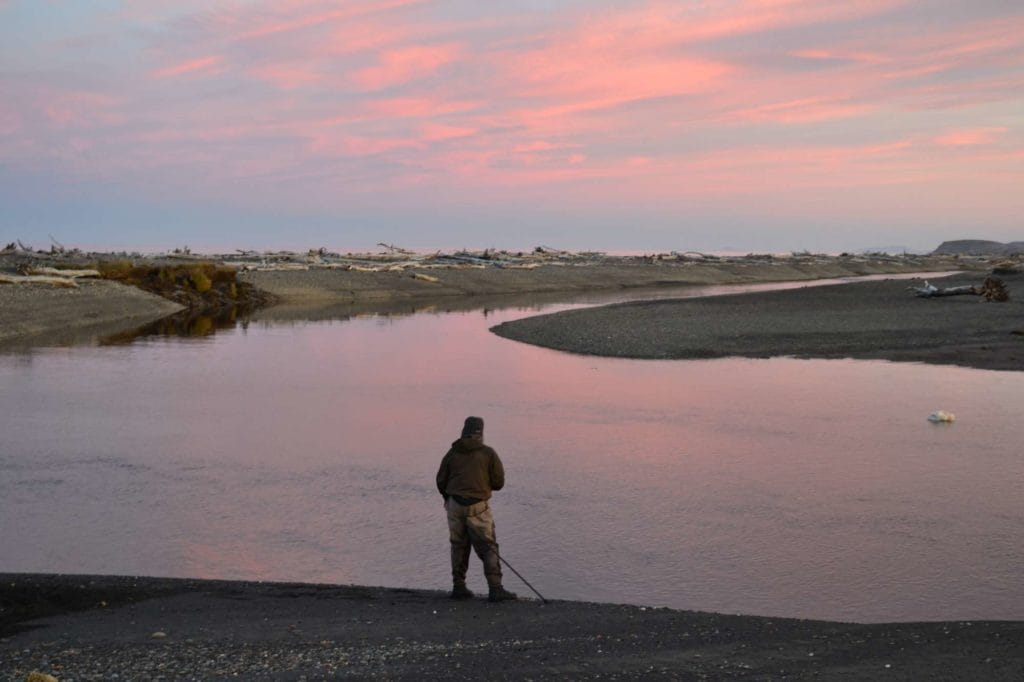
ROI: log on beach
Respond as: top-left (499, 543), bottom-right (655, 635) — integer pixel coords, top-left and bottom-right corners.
top-left (911, 276), bottom-right (1010, 301)
top-left (0, 273), bottom-right (79, 288)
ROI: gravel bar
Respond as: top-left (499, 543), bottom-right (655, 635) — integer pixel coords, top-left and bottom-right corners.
top-left (2, 574), bottom-right (1023, 680)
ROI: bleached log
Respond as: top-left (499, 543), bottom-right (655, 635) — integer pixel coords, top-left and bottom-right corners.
top-left (251, 263), bottom-right (310, 271)
top-left (443, 254), bottom-right (496, 266)
top-left (0, 273), bottom-right (79, 288)
top-left (26, 267), bottom-right (101, 278)
top-left (911, 281), bottom-right (976, 298)
top-left (377, 242), bottom-right (415, 255)
top-left (910, 277), bottom-right (1008, 301)
top-left (410, 272), bottom-right (439, 283)
top-left (672, 251), bottom-right (719, 261)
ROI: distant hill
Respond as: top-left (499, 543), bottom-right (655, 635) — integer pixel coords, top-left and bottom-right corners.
top-left (932, 240), bottom-right (1024, 255)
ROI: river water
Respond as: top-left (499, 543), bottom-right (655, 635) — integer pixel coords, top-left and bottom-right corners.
top-left (1, 276), bottom-right (1022, 623)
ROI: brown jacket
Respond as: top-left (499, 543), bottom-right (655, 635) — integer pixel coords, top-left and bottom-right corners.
top-left (436, 436), bottom-right (505, 502)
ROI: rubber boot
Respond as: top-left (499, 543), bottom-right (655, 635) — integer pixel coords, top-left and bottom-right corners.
top-left (488, 585), bottom-right (517, 602)
top-left (450, 583), bottom-right (474, 600)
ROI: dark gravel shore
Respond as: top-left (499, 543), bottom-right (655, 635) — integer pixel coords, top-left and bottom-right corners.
top-left (492, 272), bottom-right (1024, 372)
top-left (3, 574), bottom-right (1023, 680)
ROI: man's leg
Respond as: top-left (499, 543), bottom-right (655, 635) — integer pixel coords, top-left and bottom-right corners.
top-left (446, 500), bottom-right (473, 598)
top-left (465, 502), bottom-right (516, 602)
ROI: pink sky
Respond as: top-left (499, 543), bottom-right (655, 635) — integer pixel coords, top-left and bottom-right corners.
top-left (1, 0), bottom-right (1021, 251)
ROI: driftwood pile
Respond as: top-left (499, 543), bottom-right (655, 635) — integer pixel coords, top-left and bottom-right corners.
top-left (220, 244), bottom-right (621, 273)
top-left (206, 244), bottom-right (950, 274)
top-left (0, 264), bottom-right (101, 288)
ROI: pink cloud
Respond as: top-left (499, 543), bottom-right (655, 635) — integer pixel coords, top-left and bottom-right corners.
top-left (934, 127), bottom-right (1010, 147)
top-left (151, 55), bottom-right (222, 79)
top-left (309, 134), bottom-right (419, 156)
top-left (7, 0), bottom-right (1023, 230)
top-left (250, 63), bottom-right (323, 89)
top-left (552, 0), bottom-right (912, 52)
top-left (419, 123), bottom-right (476, 142)
top-left (789, 49), bottom-right (886, 64)
top-left (512, 141), bottom-right (580, 153)
top-left (234, 0), bottom-right (424, 42)
top-left (351, 44), bottom-right (461, 90)
top-left (724, 96), bottom-right (872, 124)
top-left (365, 97), bottom-right (481, 119)
top-left (38, 91), bottom-right (124, 129)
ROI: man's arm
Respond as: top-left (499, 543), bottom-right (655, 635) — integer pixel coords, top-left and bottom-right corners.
top-left (436, 453), bottom-right (451, 499)
top-left (489, 449), bottom-right (505, 491)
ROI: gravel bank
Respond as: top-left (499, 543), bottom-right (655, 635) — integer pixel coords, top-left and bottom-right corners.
top-left (492, 272), bottom-right (1024, 372)
top-left (3, 574), bottom-right (1022, 680)
top-left (0, 280), bottom-right (183, 350)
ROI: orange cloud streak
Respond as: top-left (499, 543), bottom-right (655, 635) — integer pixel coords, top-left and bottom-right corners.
top-left (351, 44), bottom-right (461, 90)
top-left (934, 128), bottom-right (1010, 147)
top-left (151, 55), bottom-right (222, 79)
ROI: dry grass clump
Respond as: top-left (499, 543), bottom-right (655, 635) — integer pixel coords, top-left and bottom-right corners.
top-left (96, 260), bottom-right (268, 311)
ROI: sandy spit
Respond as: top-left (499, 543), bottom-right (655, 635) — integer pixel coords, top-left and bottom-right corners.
top-left (0, 280), bottom-right (183, 350)
top-left (2, 574), bottom-right (1022, 680)
top-left (492, 272), bottom-right (1024, 372)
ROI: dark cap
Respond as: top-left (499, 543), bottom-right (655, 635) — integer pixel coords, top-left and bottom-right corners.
top-left (461, 416), bottom-right (484, 438)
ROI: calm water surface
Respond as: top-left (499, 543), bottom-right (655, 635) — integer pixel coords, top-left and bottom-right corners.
top-left (2, 277), bottom-right (1022, 622)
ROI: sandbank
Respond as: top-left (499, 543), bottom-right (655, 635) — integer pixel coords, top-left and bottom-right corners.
top-left (0, 279), bottom-right (183, 350)
top-left (492, 272), bottom-right (1024, 372)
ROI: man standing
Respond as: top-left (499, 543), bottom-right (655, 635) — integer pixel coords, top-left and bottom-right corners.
top-left (436, 416), bottom-right (517, 602)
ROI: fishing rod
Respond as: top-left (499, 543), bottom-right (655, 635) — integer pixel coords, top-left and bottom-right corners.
top-left (496, 551), bottom-right (548, 604)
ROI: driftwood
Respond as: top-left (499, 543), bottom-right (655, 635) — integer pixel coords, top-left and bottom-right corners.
top-left (977, 276), bottom-right (1010, 301)
top-left (911, 277), bottom-right (1009, 302)
top-left (673, 251), bottom-right (720, 261)
top-left (25, 267), bottom-right (100, 278)
top-left (0, 273), bottom-right (79, 288)
top-left (378, 242), bottom-right (415, 255)
top-left (912, 281), bottom-right (975, 297)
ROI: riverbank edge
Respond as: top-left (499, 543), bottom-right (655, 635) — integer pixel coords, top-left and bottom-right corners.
top-left (0, 253), bottom-right (981, 349)
top-left (492, 270), bottom-right (1024, 372)
top-left (2, 573), bottom-right (1022, 680)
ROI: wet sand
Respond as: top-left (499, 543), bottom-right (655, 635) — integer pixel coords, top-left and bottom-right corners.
top-left (492, 272), bottom-right (1024, 372)
top-left (3, 574), bottom-right (1022, 680)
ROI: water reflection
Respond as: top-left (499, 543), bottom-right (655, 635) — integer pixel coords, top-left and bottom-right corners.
top-left (2, 271), bottom-right (1018, 623)
top-left (100, 307), bottom-right (250, 345)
